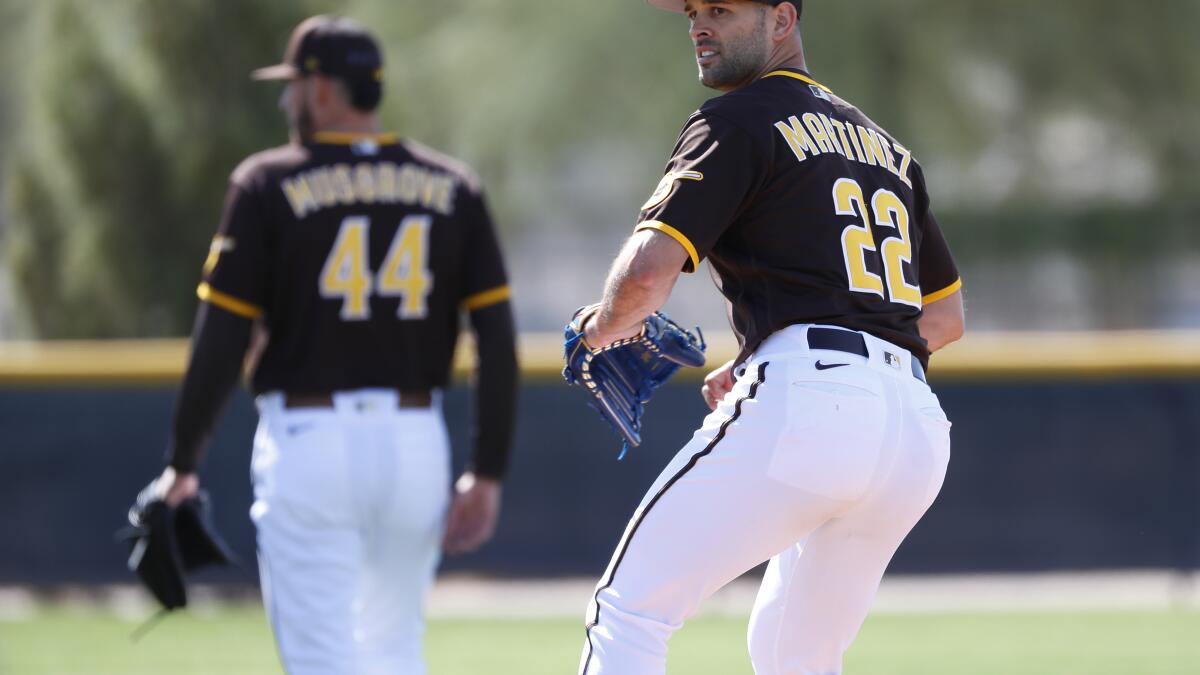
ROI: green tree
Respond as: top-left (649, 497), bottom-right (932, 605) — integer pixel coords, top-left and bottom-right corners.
top-left (2, 0), bottom-right (1197, 337)
top-left (3, 0), bottom-right (326, 337)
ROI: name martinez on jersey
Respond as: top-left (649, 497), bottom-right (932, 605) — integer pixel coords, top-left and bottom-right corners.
top-left (773, 112), bottom-right (914, 188)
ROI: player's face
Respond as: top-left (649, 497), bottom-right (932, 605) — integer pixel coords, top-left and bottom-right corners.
top-left (280, 78), bottom-right (316, 141)
top-left (686, 0), bottom-right (771, 92)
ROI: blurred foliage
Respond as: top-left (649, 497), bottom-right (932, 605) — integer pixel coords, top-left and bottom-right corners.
top-left (0, 0), bottom-right (1197, 337)
top-left (0, 0), bottom-right (329, 336)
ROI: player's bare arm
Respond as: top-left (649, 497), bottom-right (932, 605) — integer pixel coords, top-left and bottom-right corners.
top-left (919, 289), bottom-right (965, 353)
top-left (155, 467), bottom-right (200, 507)
top-left (584, 229), bottom-right (689, 347)
top-left (443, 473), bottom-right (503, 554)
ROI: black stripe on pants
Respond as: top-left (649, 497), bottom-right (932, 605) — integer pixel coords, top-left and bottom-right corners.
top-left (581, 362), bottom-right (770, 674)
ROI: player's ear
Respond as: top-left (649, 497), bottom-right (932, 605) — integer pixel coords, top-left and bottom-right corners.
top-left (770, 2), bottom-right (798, 40)
top-left (309, 75), bottom-right (331, 106)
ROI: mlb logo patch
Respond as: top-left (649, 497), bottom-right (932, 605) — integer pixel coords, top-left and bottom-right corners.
top-left (884, 352), bottom-right (902, 369)
top-left (351, 139), bottom-right (380, 156)
top-left (810, 84), bottom-right (831, 101)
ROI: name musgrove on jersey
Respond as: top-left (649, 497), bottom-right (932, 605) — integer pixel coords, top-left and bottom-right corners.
top-left (281, 161), bottom-right (459, 219)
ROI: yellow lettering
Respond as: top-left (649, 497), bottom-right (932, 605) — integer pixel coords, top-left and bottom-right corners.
top-left (310, 168), bottom-right (338, 207)
top-left (419, 171), bottom-right (439, 210)
top-left (829, 118), bottom-right (858, 162)
top-left (331, 164), bottom-right (355, 205)
top-left (432, 178), bottom-right (455, 215)
top-left (279, 162), bottom-right (458, 217)
top-left (892, 142), bottom-right (914, 188)
top-left (376, 162), bottom-right (397, 203)
top-left (846, 124), bottom-right (867, 166)
top-left (397, 165), bottom-right (419, 204)
top-left (281, 176), bottom-right (317, 218)
top-left (774, 116), bottom-right (821, 162)
top-left (353, 163), bottom-right (377, 203)
top-left (818, 114), bottom-right (846, 158)
top-left (858, 127), bottom-right (887, 168)
top-left (802, 113), bottom-right (834, 154)
top-left (876, 134), bottom-right (900, 178)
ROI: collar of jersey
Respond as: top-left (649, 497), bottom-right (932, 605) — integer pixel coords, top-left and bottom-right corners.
top-left (762, 69), bottom-right (832, 93)
top-left (311, 131), bottom-right (399, 145)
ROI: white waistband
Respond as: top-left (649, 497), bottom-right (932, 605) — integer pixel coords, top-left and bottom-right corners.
top-left (256, 388), bottom-right (441, 416)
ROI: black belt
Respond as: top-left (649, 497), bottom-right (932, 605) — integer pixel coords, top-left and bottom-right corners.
top-left (284, 389), bottom-right (432, 409)
top-left (807, 327), bottom-right (926, 382)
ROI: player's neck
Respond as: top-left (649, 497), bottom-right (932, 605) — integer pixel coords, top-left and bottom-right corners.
top-left (762, 39), bottom-right (807, 77)
top-left (314, 111), bottom-right (380, 136)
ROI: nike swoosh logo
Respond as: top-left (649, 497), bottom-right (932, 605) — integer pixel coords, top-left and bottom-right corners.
top-left (287, 423), bottom-right (316, 436)
top-left (815, 361), bottom-right (849, 370)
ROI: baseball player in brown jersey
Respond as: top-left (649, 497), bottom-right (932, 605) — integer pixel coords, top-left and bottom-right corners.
top-left (576, 1), bottom-right (964, 673)
top-left (143, 16), bottom-right (517, 674)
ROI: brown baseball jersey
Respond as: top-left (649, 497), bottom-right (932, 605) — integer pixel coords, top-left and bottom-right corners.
top-left (197, 131), bottom-right (510, 394)
top-left (636, 68), bottom-right (960, 368)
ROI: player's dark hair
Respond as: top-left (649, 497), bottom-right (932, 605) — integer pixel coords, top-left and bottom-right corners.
top-left (349, 80), bottom-right (383, 112)
top-left (780, 0), bottom-right (802, 20)
top-left (757, 0), bottom-right (802, 22)
top-left (333, 77), bottom-right (382, 112)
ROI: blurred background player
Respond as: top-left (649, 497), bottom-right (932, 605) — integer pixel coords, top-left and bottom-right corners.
top-left (143, 15), bottom-right (518, 674)
top-left (576, 1), bottom-right (963, 673)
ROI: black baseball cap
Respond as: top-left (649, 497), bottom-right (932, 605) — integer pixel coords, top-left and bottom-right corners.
top-left (252, 15), bottom-right (383, 84)
top-left (647, 0), bottom-right (802, 15)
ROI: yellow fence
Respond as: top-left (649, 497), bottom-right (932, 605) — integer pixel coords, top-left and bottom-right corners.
top-left (1, 331), bottom-right (1199, 385)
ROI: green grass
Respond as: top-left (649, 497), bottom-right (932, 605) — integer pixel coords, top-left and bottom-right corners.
top-left (2, 606), bottom-right (1197, 674)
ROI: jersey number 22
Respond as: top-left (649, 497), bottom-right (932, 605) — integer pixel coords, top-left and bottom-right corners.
top-left (835, 177), bottom-right (922, 308)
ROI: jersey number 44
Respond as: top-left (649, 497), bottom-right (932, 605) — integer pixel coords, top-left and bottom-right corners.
top-left (319, 215), bottom-right (434, 320)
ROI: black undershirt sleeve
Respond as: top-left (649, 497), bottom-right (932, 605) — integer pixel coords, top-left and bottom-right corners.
top-left (165, 303), bottom-right (254, 473)
top-left (466, 300), bottom-right (518, 480)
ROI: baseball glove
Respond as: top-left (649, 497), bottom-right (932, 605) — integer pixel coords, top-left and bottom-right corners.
top-left (563, 305), bottom-right (706, 456)
top-left (117, 480), bottom-right (237, 610)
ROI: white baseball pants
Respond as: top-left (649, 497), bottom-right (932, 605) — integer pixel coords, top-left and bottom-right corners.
top-left (251, 389), bottom-right (451, 675)
top-left (580, 324), bottom-right (952, 675)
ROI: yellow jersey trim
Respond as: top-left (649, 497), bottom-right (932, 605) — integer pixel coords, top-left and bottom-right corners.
top-left (196, 282), bottom-right (263, 319)
top-left (763, 70), bottom-right (833, 93)
top-left (635, 221), bottom-right (700, 273)
top-left (311, 131), bottom-right (398, 145)
top-left (922, 278), bottom-right (963, 305)
top-left (462, 285), bottom-right (512, 311)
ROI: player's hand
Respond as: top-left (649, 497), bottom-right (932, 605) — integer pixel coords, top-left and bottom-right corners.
top-left (154, 466), bottom-right (200, 507)
top-left (583, 311), bottom-right (641, 350)
top-left (443, 472), bottom-right (502, 555)
top-left (701, 359), bottom-right (736, 410)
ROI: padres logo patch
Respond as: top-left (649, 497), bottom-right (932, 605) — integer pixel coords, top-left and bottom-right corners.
top-left (640, 170), bottom-right (703, 211)
top-left (203, 236), bottom-right (237, 275)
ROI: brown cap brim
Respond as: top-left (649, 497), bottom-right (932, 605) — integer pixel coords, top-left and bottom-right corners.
top-left (251, 63), bottom-right (300, 81)
top-left (647, 0), bottom-right (685, 12)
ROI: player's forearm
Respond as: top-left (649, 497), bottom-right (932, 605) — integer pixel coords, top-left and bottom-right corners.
top-left (468, 302), bottom-right (518, 480)
top-left (919, 289), bottom-right (965, 353)
top-left (596, 273), bottom-right (670, 340)
top-left (592, 230), bottom-right (686, 344)
top-left (167, 304), bottom-right (253, 473)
